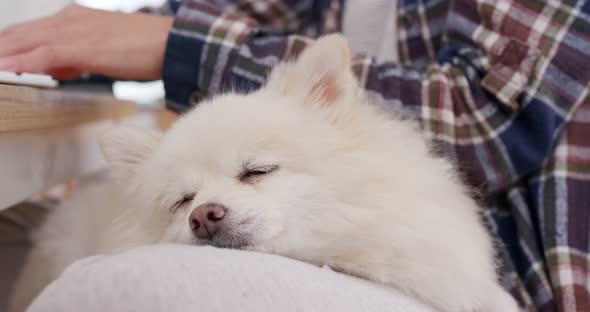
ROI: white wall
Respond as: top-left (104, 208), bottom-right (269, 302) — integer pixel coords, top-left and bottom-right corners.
top-left (77, 0), bottom-right (166, 12)
top-left (0, 1), bottom-right (71, 29)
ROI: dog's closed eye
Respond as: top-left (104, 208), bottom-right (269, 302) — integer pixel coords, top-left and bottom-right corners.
top-left (170, 193), bottom-right (196, 213)
top-left (239, 164), bottom-right (279, 184)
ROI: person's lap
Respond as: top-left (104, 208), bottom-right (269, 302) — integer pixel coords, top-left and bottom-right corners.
top-left (29, 244), bottom-right (436, 312)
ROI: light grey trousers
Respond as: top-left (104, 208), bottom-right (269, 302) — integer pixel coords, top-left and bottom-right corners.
top-left (29, 245), bottom-right (435, 312)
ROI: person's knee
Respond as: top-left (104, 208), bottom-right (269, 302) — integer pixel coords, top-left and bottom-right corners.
top-left (29, 245), bottom-right (434, 312)
top-left (28, 245), bottom-right (290, 312)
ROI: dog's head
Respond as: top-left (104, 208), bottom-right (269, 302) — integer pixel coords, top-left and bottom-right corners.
top-left (101, 35), bottom-right (388, 260)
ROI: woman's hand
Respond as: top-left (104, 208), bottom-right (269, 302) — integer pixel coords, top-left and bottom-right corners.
top-left (0, 4), bottom-right (174, 80)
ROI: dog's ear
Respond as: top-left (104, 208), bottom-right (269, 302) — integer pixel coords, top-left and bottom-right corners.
top-left (100, 125), bottom-right (161, 181)
top-left (267, 34), bottom-right (356, 107)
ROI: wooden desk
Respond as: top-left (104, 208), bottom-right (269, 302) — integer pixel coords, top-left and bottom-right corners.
top-left (0, 84), bottom-right (136, 132)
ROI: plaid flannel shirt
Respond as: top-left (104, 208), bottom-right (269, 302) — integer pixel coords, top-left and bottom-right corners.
top-left (154, 1), bottom-right (590, 311)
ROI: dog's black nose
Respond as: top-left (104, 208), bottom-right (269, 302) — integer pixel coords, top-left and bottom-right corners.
top-left (189, 203), bottom-right (226, 239)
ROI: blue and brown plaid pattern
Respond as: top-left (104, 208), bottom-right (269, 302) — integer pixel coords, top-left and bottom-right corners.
top-left (158, 0), bottom-right (590, 310)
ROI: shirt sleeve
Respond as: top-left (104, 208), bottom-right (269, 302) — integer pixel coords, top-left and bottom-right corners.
top-left (348, 44), bottom-right (520, 194)
top-left (162, 0), bottom-right (317, 113)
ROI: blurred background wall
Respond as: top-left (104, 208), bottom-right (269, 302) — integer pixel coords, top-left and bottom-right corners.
top-left (0, 1), bottom-right (70, 29)
top-left (0, 0), bottom-right (166, 29)
top-left (76, 0), bottom-right (166, 12)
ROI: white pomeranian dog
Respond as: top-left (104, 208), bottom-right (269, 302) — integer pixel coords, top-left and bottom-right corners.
top-left (10, 34), bottom-right (519, 312)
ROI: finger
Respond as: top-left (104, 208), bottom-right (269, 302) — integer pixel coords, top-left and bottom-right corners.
top-left (0, 2), bottom-right (86, 40)
top-left (8, 45), bottom-right (80, 74)
top-left (0, 27), bottom-right (60, 58)
top-left (0, 7), bottom-right (69, 57)
top-left (0, 13), bottom-right (60, 40)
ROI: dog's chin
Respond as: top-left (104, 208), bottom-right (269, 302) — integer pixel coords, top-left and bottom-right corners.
top-left (193, 234), bottom-right (254, 250)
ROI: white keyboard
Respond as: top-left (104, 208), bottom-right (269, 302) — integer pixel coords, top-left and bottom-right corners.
top-left (0, 71), bottom-right (58, 88)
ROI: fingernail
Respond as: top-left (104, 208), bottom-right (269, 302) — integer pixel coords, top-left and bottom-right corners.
top-left (0, 58), bottom-right (16, 71)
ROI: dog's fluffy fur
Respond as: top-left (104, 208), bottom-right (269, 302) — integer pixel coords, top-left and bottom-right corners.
top-left (10, 35), bottom-right (518, 312)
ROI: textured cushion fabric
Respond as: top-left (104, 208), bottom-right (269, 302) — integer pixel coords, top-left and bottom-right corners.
top-left (29, 244), bottom-right (435, 312)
